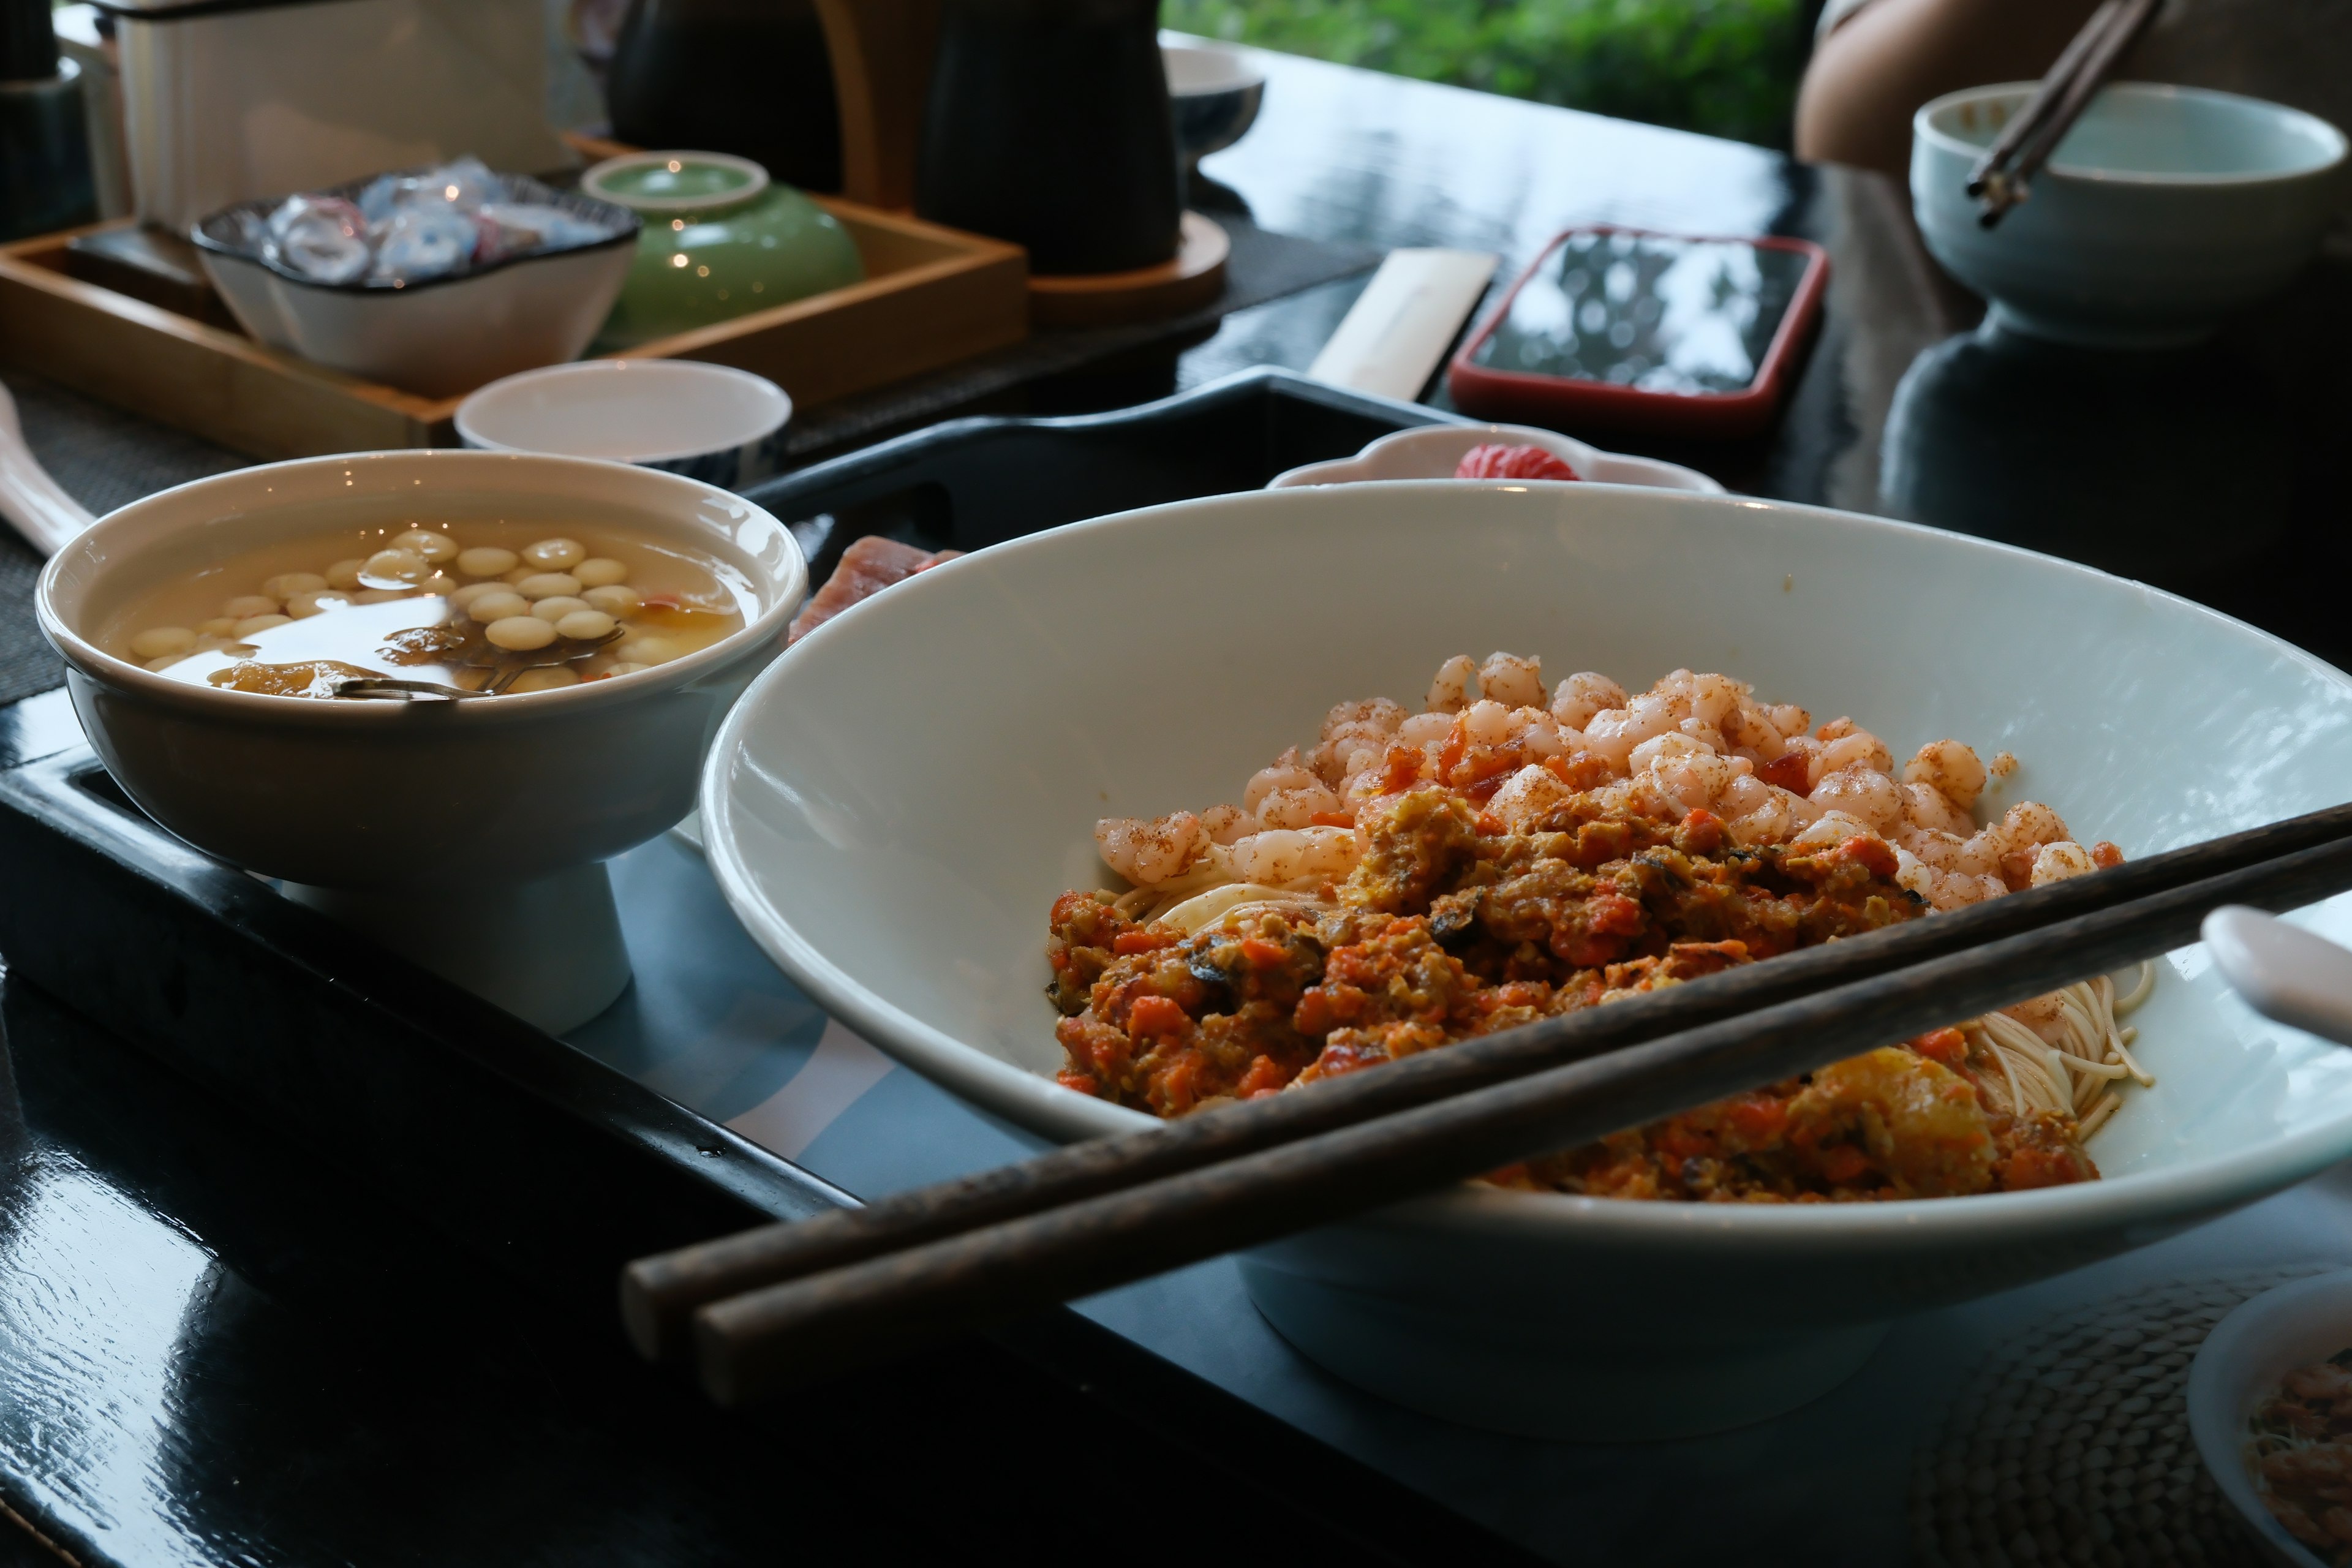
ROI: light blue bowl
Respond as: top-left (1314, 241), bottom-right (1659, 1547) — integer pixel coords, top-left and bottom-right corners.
top-left (1912, 82), bottom-right (2348, 348)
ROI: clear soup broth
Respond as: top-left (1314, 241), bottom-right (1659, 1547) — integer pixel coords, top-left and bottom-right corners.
top-left (102, 520), bottom-right (755, 698)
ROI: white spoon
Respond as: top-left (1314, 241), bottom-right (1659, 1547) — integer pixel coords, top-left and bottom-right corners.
top-left (2203, 905), bottom-right (2352, 1047)
top-left (0, 380), bottom-right (96, 556)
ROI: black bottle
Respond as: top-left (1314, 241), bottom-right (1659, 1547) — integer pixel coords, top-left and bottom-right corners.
top-left (916, 0), bottom-right (1180, 276)
top-left (606, 0), bottom-right (844, 194)
top-left (0, 0), bottom-right (95, 241)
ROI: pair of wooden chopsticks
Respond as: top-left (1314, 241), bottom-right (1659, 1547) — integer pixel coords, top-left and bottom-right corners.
top-left (626, 802), bottom-right (2352, 1406)
top-left (1968, 0), bottom-right (2160, 226)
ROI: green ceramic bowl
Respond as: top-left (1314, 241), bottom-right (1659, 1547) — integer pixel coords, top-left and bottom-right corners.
top-left (583, 151), bottom-right (865, 349)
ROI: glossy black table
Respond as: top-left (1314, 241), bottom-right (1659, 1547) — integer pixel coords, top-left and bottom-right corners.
top-left (4, 41), bottom-right (2349, 1568)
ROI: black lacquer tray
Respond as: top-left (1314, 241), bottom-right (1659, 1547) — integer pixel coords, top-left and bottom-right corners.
top-left (0, 371), bottom-right (1542, 1563)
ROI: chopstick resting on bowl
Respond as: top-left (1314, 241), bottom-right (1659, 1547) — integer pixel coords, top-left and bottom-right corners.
top-left (625, 804), bottom-right (2352, 1402)
top-left (1967, 0), bottom-right (2160, 226)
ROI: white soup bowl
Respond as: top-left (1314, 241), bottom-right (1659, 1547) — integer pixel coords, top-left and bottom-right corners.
top-left (699, 481), bottom-right (2352, 1439)
top-left (38, 450), bottom-right (804, 1032)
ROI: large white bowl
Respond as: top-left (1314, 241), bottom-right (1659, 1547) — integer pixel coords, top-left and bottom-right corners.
top-left (1912, 83), bottom-right (2348, 349)
top-left (40, 450), bottom-right (804, 1030)
top-left (699, 481), bottom-right (2352, 1438)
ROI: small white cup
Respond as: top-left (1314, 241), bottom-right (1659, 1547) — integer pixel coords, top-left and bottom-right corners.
top-left (457, 360), bottom-right (794, 491)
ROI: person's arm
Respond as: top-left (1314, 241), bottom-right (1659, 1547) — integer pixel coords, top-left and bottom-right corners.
top-left (1794, 0), bottom-right (2104, 176)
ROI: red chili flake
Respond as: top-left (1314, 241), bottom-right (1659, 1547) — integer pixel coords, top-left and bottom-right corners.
top-left (1676, 808), bottom-right (1725, 854)
top-left (1817, 1144), bottom-right (1872, 1185)
top-left (1126, 994), bottom-right (1189, 1039)
top-left (1236, 1055), bottom-right (1287, 1098)
top-left (1910, 1027), bottom-right (1969, 1066)
top-left (1840, 835), bottom-right (1899, 879)
top-left (1758, 751), bottom-right (1812, 794)
top-left (1455, 443), bottom-right (1580, 482)
top-left (1379, 744), bottom-right (1425, 794)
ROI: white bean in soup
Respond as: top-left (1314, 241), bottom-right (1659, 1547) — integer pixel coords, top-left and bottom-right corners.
top-left (456, 546), bottom-right (518, 578)
top-left (101, 519), bottom-right (756, 698)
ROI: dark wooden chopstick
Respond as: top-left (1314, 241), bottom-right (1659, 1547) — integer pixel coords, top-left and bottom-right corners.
top-left (690, 833), bottom-right (2352, 1404)
top-left (623, 798), bottom-right (2352, 1362)
top-left (1969, 0), bottom-right (2158, 226)
top-left (1966, 0), bottom-right (2120, 198)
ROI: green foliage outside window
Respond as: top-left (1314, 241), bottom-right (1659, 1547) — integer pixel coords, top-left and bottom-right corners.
top-left (1163, 0), bottom-right (1808, 149)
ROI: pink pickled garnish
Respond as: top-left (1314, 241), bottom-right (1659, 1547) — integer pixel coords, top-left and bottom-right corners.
top-left (1455, 443), bottom-right (1579, 481)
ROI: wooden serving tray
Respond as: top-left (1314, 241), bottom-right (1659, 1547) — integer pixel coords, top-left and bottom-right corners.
top-left (0, 201), bottom-right (1027, 461)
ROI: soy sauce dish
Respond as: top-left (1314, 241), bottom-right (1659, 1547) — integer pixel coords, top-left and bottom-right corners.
top-left (36, 450), bottom-right (803, 1033)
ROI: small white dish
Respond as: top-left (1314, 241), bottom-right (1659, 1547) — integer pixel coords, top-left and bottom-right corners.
top-left (2188, 1270), bottom-right (2352, 1567)
top-left (191, 176), bottom-right (639, 399)
top-left (38, 450), bottom-right (804, 1033)
top-left (457, 360), bottom-right (793, 491)
top-left (1164, 43), bottom-right (1266, 170)
top-left (1266, 421), bottom-right (1725, 494)
top-left (1912, 82), bottom-right (2348, 349)
top-left (699, 478), bottom-right (2352, 1439)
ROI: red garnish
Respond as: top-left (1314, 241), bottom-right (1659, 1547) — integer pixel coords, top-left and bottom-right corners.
top-left (1817, 1144), bottom-right (1872, 1185)
top-left (1758, 751), bottom-right (1812, 794)
top-left (1840, 835), bottom-right (1900, 879)
top-left (1240, 938), bottom-right (1288, 970)
top-left (1126, 995), bottom-right (1189, 1039)
top-left (1455, 443), bottom-right (1580, 482)
top-left (1910, 1027), bottom-right (1969, 1066)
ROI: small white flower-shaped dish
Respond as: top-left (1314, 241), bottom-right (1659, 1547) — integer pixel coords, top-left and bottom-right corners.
top-left (1266, 421), bottom-right (1725, 494)
top-left (2190, 1269), bottom-right (2352, 1567)
top-left (457, 360), bottom-right (793, 491)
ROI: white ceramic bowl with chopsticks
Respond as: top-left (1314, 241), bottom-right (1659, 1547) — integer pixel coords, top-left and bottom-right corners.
top-left (1912, 83), bottom-right (2348, 349)
top-left (37, 450), bottom-right (804, 1033)
top-left (700, 480), bottom-right (2352, 1440)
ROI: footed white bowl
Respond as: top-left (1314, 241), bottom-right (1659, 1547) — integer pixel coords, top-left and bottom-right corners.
top-left (701, 480), bottom-right (2352, 1438)
top-left (40, 450), bottom-right (804, 1033)
top-left (1912, 83), bottom-right (2347, 349)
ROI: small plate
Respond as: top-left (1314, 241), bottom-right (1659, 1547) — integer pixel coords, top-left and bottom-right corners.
top-left (1266, 421), bottom-right (1724, 493)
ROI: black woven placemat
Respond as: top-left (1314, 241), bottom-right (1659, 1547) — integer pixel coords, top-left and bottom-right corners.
top-left (0, 214), bottom-right (1381, 708)
top-left (1910, 1265), bottom-right (2340, 1567)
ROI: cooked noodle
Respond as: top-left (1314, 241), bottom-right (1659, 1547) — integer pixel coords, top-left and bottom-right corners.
top-left (1964, 962), bottom-right (2156, 1140)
